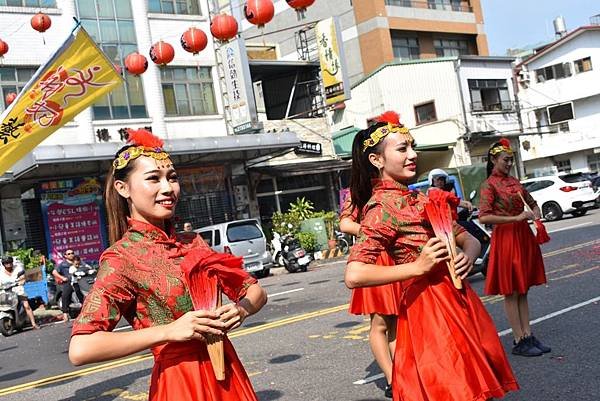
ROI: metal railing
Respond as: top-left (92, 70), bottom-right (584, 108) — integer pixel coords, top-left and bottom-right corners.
top-left (470, 101), bottom-right (516, 113)
top-left (384, 0), bottom-right (473, 13)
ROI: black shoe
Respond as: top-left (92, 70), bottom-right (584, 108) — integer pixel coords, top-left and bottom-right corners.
top-left (512, 338), bottom-right (543, 357)
top-left (384, 384), bottom-right (393, 398)
top-left (528, 335), bottom-right (551, 353)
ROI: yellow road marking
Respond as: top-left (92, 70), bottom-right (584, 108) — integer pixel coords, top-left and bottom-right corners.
top-left (546, 264), bottom-right (579, 275)
top-left (0, 304), bottom-right (348, 396)
top-left (550, 266), bottom-right (599, 281)
top-left (542, 239), bottom-right (600, 258)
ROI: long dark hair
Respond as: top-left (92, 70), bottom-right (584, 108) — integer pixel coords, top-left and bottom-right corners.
top-left (486, 140), bottom-right (507, 177)
top-left (105, 145), bottom-right (136, 245)
top-left (349, 122), bottom-right (387, 217)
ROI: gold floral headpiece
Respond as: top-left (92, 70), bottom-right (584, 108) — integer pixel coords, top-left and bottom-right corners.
top-left (362, 123), bottom-right (411, 152)
top-left (489, 139), bottom-right (513, 156)
top-left (113, 146), bottom-right (171, 170)
top-left (112, 128), bottom-right (171, 171)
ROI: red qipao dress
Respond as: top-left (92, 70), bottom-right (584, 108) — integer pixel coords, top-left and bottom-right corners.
top-left (348, 179), bottom-right (519, 401)
top-left (340, 196), bottom-right (402, 316)
top-left (71, 219), bottom-right (259, 401)
top-left (479, 171), bottom-right (547, 295)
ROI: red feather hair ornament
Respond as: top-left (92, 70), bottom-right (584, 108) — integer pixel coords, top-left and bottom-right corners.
top-left (498, 138), bottom-right (511, 148)
top-left (127, 128), bottom-right (164, 148)
top-left (375, 110), bottom-right (401, 126)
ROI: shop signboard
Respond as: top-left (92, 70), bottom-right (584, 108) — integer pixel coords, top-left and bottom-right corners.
top-left (40, 178), bottom-right (107, 264)
top-left (316, 17), bottom-right (351, 106)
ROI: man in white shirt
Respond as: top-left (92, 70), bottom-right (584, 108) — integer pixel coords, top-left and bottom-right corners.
top-left (0, 256), bottom-right (39, 329)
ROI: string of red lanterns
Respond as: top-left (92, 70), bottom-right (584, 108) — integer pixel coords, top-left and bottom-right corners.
top-left (0, 38), bottom-right (8, 59)
top-left (5, 92), bottom-right (17, 106)
top-left (181, 27), bottom-right (208, 55)
top-left (149, 40), bottom-right (175, 66)
top-left (244, 0), bottom-right (275, 29)
top-left (31, 12), bottom-right (52, 33)
top-left (124, 52), bottom-right (148, 76)
top-left (210, 13), bottom-right (239, 42)
top-left (286, 0), bottom-right (315, 19)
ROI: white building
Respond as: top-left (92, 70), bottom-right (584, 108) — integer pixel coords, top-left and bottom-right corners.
top-left (516, 25), bottom-right (600, 176)
top-left (331, 55), bottom-right (520, 175)
top-left (0, 0), bottom-right (303, 254)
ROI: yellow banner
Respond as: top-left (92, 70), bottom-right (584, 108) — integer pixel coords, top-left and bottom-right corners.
top-left (316, 17), bottom-right (349, 106)
top-left (0, 26), bottom-right (123, 175)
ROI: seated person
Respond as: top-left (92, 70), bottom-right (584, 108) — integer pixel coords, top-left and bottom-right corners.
top-left (0, 256), bottom-right (39, 329)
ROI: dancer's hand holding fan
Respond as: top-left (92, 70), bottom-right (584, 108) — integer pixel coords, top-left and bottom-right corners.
top-left (424, 190), bottom-right (463, 289)
top-left (181, 248), bottom-right (249, 381)
top-left (517, 192), bottom-right (550, 244)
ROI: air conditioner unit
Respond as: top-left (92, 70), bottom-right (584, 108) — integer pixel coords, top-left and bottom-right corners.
top-left (519, 70), bottom-right (531, 82)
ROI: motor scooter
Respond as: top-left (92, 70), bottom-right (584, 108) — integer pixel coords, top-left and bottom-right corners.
top-left (457, 191), bottom-right (492, 277)
top-left (278, 234), bottom-right (311, 273)
top-left (0, 272), bottom-right (41, 336)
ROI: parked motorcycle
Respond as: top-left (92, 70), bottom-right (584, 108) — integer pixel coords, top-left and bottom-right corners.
top-left (0, 273), bottom-right (42, 336)
top-left (272, 233), bottom-right (311, 273)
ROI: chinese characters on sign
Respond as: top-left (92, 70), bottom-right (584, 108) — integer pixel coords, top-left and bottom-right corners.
top-left (316, 17), bottom-right (350, 106)
top-left (294, 140), bottom-right (323, 155)
top-left (40, 178), bottom-right (107, 263)
top-left (220, 39), bottom-right (258, 134)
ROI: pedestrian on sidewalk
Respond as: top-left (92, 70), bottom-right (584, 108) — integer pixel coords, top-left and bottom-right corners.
top-left (0, 256), bottom-right (40, 329)
top-left (68, 129), bottom-right (267, 401)
top-left (339, 195), bottom-right (400, 398)
top-left (53, 249), bottom-right (84, 322)
top-left (478, 139), bottom-right (551, 357)
top-left (345, 111), bottom-right (518, 401)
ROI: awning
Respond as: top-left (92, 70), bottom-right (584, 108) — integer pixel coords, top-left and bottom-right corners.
top-left (248, 156), bottom-right (351, 176)
top-left (7, 131), bottom-right (300, 179)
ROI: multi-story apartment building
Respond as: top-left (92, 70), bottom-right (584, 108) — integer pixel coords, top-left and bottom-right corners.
top-left (0, 0), bottom-right (307, 255)
top-left (241, 0), bottom-right (488, 84)
top-left (515, 25), bottom-right (600, 176)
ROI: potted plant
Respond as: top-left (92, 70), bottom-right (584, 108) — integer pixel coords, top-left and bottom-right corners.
top-left (323, 211), bottom-right (338, 250)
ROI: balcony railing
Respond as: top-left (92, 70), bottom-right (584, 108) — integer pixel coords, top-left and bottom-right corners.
top-left (470, 101), bottom-right (516, 113)
top-left (384, 0), bottom-right (473, 13)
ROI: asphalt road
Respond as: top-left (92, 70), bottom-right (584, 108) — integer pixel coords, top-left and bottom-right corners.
top-left (1, 209), bottom-right (599, 401)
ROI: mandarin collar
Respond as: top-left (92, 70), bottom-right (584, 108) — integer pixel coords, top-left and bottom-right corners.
top-left (491, 170), bottom-right (509, 178)
top-left (371, 178), bottom-right (410, 193)
top-left (127, 217), bottom-right (174, 241)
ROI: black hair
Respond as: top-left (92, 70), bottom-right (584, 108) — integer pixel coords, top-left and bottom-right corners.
top-left (348, 122), bottom-right (388, 218)
top-left (1, 256), bottom-right (13, 265)
top-left (486, 141), bottom-right (503, 177)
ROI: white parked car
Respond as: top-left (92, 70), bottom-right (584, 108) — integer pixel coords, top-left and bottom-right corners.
top-left (521, 174), bottom-right (597, 221)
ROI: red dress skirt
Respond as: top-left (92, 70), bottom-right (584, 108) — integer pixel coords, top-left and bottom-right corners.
top-left (485, 220), bottom-right (547, 295)
top-left (394, 269), bottom-right (519, 401)
top-left (349, 251), bottom-right (402, 316)
top-left (149, 339), bottom-right (258, 401)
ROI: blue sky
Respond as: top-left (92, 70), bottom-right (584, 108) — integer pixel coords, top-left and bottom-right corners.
top-left (481, 0), bottom-right (600, 55)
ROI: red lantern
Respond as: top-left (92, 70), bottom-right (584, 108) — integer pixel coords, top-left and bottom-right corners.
top-left (149, 41), bottom-right (175, 66)
top-left (5, 92), bottom-right (17, 106)
top-left (31, 12), bottom-right (52, 33)
top-left (0, 39), bottom-right (8, 58)
top-left (244, 0), bottom-right (275, 28)
top-left (181, 27), bottom-right (208, 55)
top-left (210, 14), bottom-right (238, 42)
top-left (124, 52), bottom-right (148, 75)
top-left (286, 0), bottom-right (315, 18)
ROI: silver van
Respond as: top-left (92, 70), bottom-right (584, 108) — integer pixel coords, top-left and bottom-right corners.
top-left (195, 219), bottom-right (273, 278)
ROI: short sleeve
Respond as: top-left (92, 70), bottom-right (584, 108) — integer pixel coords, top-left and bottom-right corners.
top-left (478, 179), bottom-right (495, 217)
top-left (339, 196), bottom-right (359, 222)
top-left (348, 201), bottom-right (397, 264)
top-left (71, 249), bottom-right (136, 336)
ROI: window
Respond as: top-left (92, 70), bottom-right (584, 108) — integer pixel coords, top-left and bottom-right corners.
top-left (468, 79), bottom-right (512, 112)
top-left (547, 102), bottom-right (574, 124)
top-left (226, 222), bottom-right (262, 242)
top-left (587, 153), bottom-right (600, 173)
top-left (535, 62), bottom-right (572, 83)
top-left (76, 0), bottom-right (147, 120)
top-left (414, 101), bottom-right (437, 125)
top-left (555, 160), bottom-right (571, 173)
top-left (148, 0), bottom-right (200, 14)
top-left (161, 67), bottom-right (217, 116)
top-left (199, 231), bottom-right (212, 246)
top-left (574, 57), bottom-right (592, 74)
top-left (433, 38), bottom-right (469, 57)
top-left (0, 67), bottom-right (37, 113)
top-left (391, 33), bottom-right (420, 60)
top-left (384, 0), bottom-right (413, 7)
top-left (0, 0), bottom-right (56, 6)
top-left (428, 0), bottom-right (462, 11)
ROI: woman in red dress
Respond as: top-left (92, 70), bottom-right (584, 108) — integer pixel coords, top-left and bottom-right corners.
top-left (69, 129), bottom-right (267, 401)
top-left (346, 112), bottom-right (519, 401)
top-left (478, 139), bottom-right (550, 357)
top-left (340, 196), bottom-right (401, 398)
